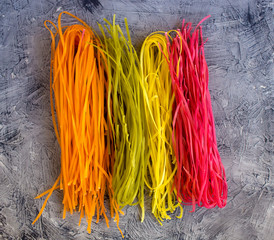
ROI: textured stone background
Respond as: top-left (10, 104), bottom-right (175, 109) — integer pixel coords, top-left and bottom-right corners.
top-left (0, 0), bottom-right (273, 239)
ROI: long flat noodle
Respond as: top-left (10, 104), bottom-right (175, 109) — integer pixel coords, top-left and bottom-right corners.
top-left (165, 17), bottom-right (227, 211)
top-left (140, 32), bottom-right (183, 223)
top-left (98, 15), bottom-right (149, 221)
top-left (32, 11), bottom-right (123, 236)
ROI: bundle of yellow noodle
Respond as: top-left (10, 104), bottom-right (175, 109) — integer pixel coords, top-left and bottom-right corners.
top-left (32, 11), bottom-right (123, 235)
top-left (140, 32), bottom-right (183, 223)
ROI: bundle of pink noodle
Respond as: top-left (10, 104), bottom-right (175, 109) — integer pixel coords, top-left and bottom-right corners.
top-left (166, 16), bottom-right (227, 211)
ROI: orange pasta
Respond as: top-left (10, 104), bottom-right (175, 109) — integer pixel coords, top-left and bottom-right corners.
top-left (32, 11), bottom-right (123, 236)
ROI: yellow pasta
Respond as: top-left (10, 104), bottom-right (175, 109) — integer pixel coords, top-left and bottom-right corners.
top-left (140, 32), bottom-right (183, 223)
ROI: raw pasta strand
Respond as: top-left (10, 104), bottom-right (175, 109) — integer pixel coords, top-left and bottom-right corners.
top-left (140, 32), bottom-right (183, 223)
top-left (32, 11), bottom-right (123, 236)
top-left (98, 16), bottom-right (149, 221)
top-left (166, 17), bottom-right (227, 211)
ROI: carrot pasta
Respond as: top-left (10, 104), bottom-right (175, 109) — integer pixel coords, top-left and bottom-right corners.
top-left (32, 11), bottom-right (123, 236)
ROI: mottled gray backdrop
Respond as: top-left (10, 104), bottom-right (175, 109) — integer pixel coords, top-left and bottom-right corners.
top-left (0, 0), bottom-right (273, 239)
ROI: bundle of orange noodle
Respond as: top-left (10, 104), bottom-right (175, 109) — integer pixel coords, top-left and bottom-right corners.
top-left (140, 32), bottom-right (183, 223)
top-left (32, 12), bottom-right (123, 235)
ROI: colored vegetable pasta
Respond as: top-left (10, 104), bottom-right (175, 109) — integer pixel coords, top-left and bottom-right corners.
top-left (32, 12), bottom-right (228, 235)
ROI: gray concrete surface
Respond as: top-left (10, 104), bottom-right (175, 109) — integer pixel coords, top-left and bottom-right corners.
top-left (0, 0), bottom-right (273, 239)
